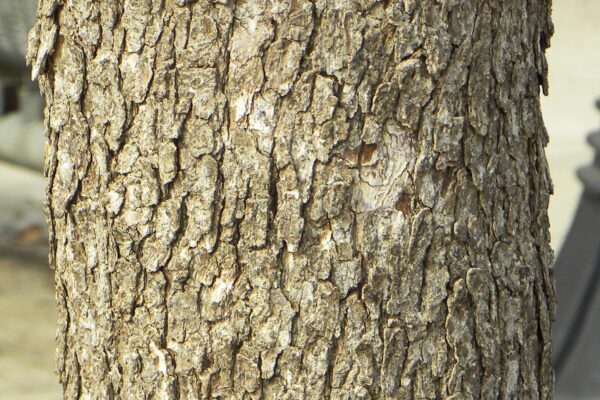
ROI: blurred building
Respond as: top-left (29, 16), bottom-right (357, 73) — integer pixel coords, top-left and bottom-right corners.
top-left (0, 0), bottom-right (44, 171)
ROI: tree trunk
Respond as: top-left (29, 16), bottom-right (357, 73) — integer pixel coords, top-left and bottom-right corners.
top-left (28, 0), bottom-right (555, 398)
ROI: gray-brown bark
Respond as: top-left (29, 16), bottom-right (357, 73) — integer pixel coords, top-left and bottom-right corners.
top-left (28, 0), bottom-right (555, 398)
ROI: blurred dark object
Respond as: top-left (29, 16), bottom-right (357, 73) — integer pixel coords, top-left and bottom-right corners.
top-left (2, 83), bottom-right (18, 113)
top-left (0, 0), bottom-right (44, 171)
top-left (554, 99), bottom-right (600, 398)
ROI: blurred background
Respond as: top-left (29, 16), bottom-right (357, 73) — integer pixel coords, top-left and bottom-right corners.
top-left (0, 1), bottom-right (599, 399)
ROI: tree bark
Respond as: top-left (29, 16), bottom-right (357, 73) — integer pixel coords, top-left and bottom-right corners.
top-left (28, 0), bottom-right (555, 398)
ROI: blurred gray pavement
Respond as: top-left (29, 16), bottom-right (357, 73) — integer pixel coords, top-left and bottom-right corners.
top-left (0, 254), bottom-right (59, 400)
top-left (0, 161), bottom-right (59, 400)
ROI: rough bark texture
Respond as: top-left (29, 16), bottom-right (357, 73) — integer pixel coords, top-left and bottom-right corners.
top-left (28, 0), bottom-right (555, 398)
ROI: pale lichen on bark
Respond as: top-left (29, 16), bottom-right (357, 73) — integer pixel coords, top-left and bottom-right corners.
top-left (28, 0), bottom-right (555, 398)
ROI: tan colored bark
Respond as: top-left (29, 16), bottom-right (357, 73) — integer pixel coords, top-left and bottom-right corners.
top-left (28, 0), bottom-right (555, 398)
